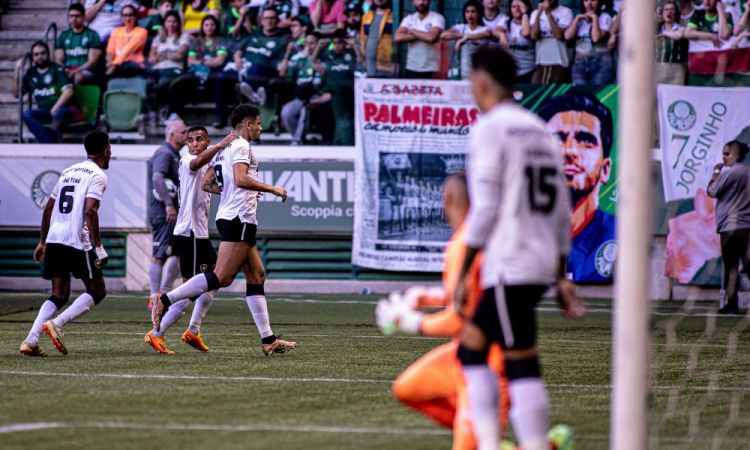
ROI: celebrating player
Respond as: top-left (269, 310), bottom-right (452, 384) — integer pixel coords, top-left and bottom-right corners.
top-left (20, 131), bottom-right (112, 357)
top-left (376, 172), bottom-right (511, 449)
top-left (455, 45), bottom-right (584, 450)
top-left (151, 105), bottom-right (297, 356)
top-left (144, 126), bottom-right (238, 354)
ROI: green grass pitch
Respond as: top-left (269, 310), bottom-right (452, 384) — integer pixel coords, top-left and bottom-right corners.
top-left (1, 291), bottom-right (750, 449)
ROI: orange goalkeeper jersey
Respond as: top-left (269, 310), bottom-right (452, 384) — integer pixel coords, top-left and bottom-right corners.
top-left (419, 224), bottom-right (484, 339)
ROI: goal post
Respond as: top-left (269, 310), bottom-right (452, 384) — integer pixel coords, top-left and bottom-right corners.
top-left (611, 0), bottom-right (656, 449)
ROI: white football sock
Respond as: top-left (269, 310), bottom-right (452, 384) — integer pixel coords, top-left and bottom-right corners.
top-left (188, 290), bottom-right (215, 334)
top-left (153, 299), bottom-right (190, 337)
top-left (463, 364), bottom-right (499, 450)
top-left (246, 294), bottom-right (273, 338)
top-left (159, 256), bottom-right (180, 293)
top-left (167, 273), bottom-right (209, 303)
top-left (53, 293), bottom-right (95, 328)
top-left (509, 378), bottom-right (550, 450)
top-left (148, 262), bottom-right (163, 295)
top-left (25, 300), bottom-right (58, 345)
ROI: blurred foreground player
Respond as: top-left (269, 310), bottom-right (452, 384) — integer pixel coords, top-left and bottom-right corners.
top-left (144, 127), bottom-right (238, 354)
top-left (151, 106), bottom-right (297, 356)
top-left (20, 131), bottom-right (112, 356)
top-left (455, 45), bottom-right (584, 450)
top-left (376, 172), bottom-right (511, 449)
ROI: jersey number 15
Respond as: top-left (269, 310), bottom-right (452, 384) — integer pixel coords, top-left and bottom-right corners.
top-left (524, 166), bottom-right (557, 214)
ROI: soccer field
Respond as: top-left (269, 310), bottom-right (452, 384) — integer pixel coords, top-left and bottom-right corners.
top-left (2, 292), bottom-right (750, 450)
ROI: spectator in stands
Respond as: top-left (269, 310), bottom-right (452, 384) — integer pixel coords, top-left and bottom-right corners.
top-left (142, 0), bottom-right (177, 38)
top-left (55, 3), bottom-right (102, 85)
top-left (482, 0), bottom-right (508, 34)
top-left (707, 140), bottom-right (750, 315)
top-left (530, 0), bottom-right (574, 83)
top-left (441, 0), bottom-right (491, 80)
top-left (13, 42), bottom-right (81, 143)
top-left (167, 15), bottom-right (228, 117)
top-left (214, 7), bottom-right (289, 126)
top-left (311, 30), bottom-right (360, 145)
top-left (223, 0), bottom-right (253, 41)
top-left (395, 0), bottom-right (444, 79)
top-left (501, 0), bottom-right (536, 83)
top-left (310, 0), bottom-right (347, 33)
top-left (733, 0), bottom-right (749, 37)
top-left (288, 15), bottom-right (313, 54)
top-left (685, 0), bottom-right (733, 45)
top-left (149, 10), bottom-right (190, 121)
top-left (261, 0), bottom-right (301, 28)
top-left (85, 0), bottom-right (151, 41)
top-left (677, 0), bottom-right (701, 26)
top-left (361, 0), bottom-right (396, 77)
top-left (279, 34), bottom-right (325, 144)
top-left (105, 5), bottom-right (148, 77)
top-left (564, 0), bottom-right (614, 85)
top-left (655, 0), bottom-right (689, 85)
top-left (181, 0), bottom-right (221, 35)
top-left (344, 3), bottom-right (363, 37)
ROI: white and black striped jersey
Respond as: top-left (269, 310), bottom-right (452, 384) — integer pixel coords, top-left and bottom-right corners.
top-left (465, 101), bottom-right (570, 287)
top-left (210, 137), bottom-right (258, 225)
top-left (174, 153), bottom-right (211, 239)
top-left (46, 160), bottom-right (108, 251)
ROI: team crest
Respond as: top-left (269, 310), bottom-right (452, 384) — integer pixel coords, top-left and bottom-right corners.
top-left (595, 240), bottom-right (618, 278)
top-left (239, 147), bottom-right (249, 156)
top-left (200, 264), bottom-right (208, 273)
top-left (344, 53), bottom-right (352, 61)
top-left (667, 100), bottom-right (696, 132)
top-left (44, 73), bottom-right (52, 84)
top-left (95, 258), bottom-right (102, 268)
top-left (82, 37), bottom-right (89, 45)
top-left (30, 170), bottom-right (61, 209)
top-left (267, 41), bottom-right (276, 49)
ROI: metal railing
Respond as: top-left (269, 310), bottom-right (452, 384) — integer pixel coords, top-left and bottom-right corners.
top-left (44, 22), bottom-right (58, 52)
top-left (17, 52), bottom-right (32, 143)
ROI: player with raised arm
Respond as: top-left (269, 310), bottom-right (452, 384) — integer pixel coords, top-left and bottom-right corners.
top-left (151, 105), bottom-right (297, 356)
top-left (454, 45), bottom-right (584, 450)
top-left (20, 131), bottom-right (112, 357)
top-left (144, 126), bottom-right (238, 354)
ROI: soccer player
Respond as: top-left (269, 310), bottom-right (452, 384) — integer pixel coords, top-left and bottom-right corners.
top-left (151, 105), bottom-right (297, 356)
top-left (376, 172), bottom-right (511, 449)
top-left (455, 45), bottom-right (584, 450)
top-left (19, 131), bottom-right (112, 357)
top-left (144, 127), bottom-right (238, 354)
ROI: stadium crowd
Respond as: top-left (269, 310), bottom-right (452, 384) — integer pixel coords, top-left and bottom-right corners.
top-left (11, 0), bottom-right (750, 144)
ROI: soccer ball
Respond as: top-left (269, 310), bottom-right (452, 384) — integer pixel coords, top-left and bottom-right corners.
top-left (152, 178), bottom-right (177, 202)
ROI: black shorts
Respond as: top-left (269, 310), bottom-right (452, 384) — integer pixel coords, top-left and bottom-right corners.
top-left (470, 284), bottom-right (548, 350)
top-left (150, 219), bottom-right (175, 260)
top-left (216, 216), bottom-right (257, 246)
top-left (43, 243), bottom-right (104, 280)
top-left (172, 233), bottom-right (218, 279)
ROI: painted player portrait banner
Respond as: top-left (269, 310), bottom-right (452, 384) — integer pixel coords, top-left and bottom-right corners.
top-left (353, 81), bottom-right (621, 280)
top-left (352, 79), bottom-right (476, 272)
top-left (0, 157), bottom-right (148, 228)
top-left (659, 85), bottom-right (750, 284)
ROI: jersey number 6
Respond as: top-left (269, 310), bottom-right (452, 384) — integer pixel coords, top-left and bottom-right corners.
top-left (59, 185), bottom-right (75, 214)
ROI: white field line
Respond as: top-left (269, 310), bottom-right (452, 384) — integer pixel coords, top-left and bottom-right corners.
top-left (2, 370), bottom-right (750, 393)
top-left (3, 423), bottom-right (750, 445)
top-left (0, 421), bottom-right (450, 436)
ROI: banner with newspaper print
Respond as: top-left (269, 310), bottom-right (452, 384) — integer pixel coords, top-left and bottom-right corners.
top-left (352, 79), bottom-right (476, 272)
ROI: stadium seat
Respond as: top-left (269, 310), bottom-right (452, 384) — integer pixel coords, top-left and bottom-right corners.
top-left (61, 85), bottom-right (101, 134)
top-left (102, 90), bottom-right (143, 132)
top-left (107, 77), bottom-right (148, 99)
